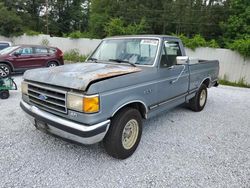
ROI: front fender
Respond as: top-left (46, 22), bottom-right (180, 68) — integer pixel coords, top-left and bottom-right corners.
top-left (0, 61), bottom-right (14, 71)
top-left (100, 90), bottom-right (149, 119)
top-left (111, 99), bottom-right (148, 117)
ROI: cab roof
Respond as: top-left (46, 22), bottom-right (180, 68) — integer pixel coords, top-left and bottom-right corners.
top-left (105, 35), bottom-right (180, 40)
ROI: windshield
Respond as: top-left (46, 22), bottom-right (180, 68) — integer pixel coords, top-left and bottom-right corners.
top-left (0, 46), bottom-right (19, 55)
top-left (0, 43), bottom-right (10, 50)
top-left (90, 38), bottom-right (159, 66)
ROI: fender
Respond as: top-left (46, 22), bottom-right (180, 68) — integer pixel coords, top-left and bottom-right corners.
top-left (111, 100), bottom-right (148, 118)
top-left (0, 61), bottom-right (14, 71)
top-left (200, 77), bottom-right (211, 88)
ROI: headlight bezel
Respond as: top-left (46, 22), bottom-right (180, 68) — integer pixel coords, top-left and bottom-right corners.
top-left (66, 92), bottom-right (100, 114)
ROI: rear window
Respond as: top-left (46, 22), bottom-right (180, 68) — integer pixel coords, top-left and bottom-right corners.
top-left (0, 43), bottom-right (10, 50)
top-left (34, 47), bottom-right (48, 54)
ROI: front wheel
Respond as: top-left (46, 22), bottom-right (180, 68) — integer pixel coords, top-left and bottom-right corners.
top-left (0, 64), bottom-right (11, 78)
top-left (189, 84), bottom-right (207, 112)
top-left (103, 107), bottom-right (142, 159)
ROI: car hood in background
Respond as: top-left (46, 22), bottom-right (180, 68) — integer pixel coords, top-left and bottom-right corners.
top-left (23, 62), bottom-right (141, 91)
top-left (0, 54), bottom-right (8, 59)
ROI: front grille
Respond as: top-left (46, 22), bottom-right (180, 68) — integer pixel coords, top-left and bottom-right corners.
top-left (27, 83), bottom-right (67, 114)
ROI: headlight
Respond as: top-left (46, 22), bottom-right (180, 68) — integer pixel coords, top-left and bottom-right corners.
top-left (67, 92), bottom-right (99, 113)
top-left (21, 82), bottom-right (28, 94)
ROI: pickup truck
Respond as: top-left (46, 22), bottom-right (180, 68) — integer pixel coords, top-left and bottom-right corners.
top-left (20, 35), bottom-right (219, 159)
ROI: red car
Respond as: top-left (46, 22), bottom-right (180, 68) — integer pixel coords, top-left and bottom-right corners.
top-left (0, 45), bottom-right (64, 77)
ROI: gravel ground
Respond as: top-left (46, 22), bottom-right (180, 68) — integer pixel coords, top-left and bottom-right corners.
top-left (0, 75), bottom-right (250, 188)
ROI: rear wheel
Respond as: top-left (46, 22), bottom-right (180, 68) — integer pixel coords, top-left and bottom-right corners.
top-left (103, 107), bottom-right (142, 159)
top-left (0, 64), bottom-right (11, 78)
top-left (47, 61), bottom-right (58, 67)
top-left (189, 84), bottom-right (207, 112)
top-left (0, 90), bottom-right (10, 99)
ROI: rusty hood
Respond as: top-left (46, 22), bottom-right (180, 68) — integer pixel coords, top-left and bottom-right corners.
top-left (23, 63), bottom-right (141, 91)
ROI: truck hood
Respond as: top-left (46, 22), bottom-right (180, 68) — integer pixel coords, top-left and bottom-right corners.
top-left (23, 63), bottom-right (141, 91)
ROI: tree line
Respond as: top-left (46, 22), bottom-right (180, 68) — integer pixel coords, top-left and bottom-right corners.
top-left (0, 0), bottom-right (249, 51)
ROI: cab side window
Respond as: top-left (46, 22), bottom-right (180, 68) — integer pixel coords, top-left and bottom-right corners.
top-left (160, 41), bottom-right (181, 68)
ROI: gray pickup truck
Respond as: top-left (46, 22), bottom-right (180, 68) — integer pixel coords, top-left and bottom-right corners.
top-left (20, 35), bottom-right (219, 159)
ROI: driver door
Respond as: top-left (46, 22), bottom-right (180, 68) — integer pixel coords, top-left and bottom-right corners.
top-left (157, 41), bottom-right (189, 103)
top-left (12, 47), bottom-right (37, 69)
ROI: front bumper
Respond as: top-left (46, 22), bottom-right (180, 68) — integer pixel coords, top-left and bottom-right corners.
top-left (20, 100), bottom-right (110, 145)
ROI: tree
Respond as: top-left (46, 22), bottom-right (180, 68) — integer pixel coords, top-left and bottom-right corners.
top-left (104, 18), bottom-right (147, 36)
top-left (0, 0), bottom-right (248, 47)
top-left (88, 0), bottom-right (113, 38)
top-left (0, 4), bottom-right (23, 37)
top-left (49, 0), bottom-right (90, 36)
top-left (1, 0), bottom-right (45, 32)
top-left (220, 0), bottom-right (250, 40)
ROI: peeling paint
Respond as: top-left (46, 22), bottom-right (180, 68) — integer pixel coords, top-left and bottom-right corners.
top-left (23, 62), bottom-right (141, 91)
top-left (96, 71), bottom-right (134, 79)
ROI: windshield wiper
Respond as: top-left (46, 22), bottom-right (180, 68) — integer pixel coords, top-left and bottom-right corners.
top-left (109, 59), bottom-right (136, 67)
top-left (88, 57), bottom-right (98, 63)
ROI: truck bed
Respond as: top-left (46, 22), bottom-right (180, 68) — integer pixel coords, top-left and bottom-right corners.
top-left (189, 59), bottom-right (219, 91)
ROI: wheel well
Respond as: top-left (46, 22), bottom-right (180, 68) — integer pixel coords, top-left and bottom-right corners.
top-left (0, 62), bottom-right (13, 71)
top-left (113, 102), bottom-right (147, 119)
top-left (202, 78), bottom-right (210, 88)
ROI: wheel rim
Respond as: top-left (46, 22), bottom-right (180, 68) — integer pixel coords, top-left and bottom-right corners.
top-left (0, 66), bottom-right (9, 77)
top-left (200, 89), bottom-right (207, 107)
top-left (122, 119), bottom-right (139, 150)
top-left (49, 63), bottom-right (56, 67)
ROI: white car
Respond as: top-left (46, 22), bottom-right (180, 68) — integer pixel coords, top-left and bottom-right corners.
top-left (0, 41), bottom-right (12, 51)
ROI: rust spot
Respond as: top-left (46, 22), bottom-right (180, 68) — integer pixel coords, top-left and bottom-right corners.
top-left (94, 65), bottom-right (141, 79)
top-left (78, 68), bottom-right (141, 90)
top-left (95, 70), bottom-right (136, 79)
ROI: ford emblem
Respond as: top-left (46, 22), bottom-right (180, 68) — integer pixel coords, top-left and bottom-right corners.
top-left (38, 94), bottom-right (48, 101)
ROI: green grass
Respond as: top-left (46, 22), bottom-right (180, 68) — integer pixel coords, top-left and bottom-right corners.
top-left (63, 49), bottom-right (87, 63)
top-left (219, 79), bottom-right (250, 88)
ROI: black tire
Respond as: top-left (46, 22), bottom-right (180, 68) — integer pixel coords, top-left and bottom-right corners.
top-left (0, 90), bottom-right (10, 99)
top-left (47, 61), bottom-right (58, 67)
top-left (0, 63), bottom-right (11, 78)
top-left (189, 84), bottom-right (208, 112)
top-left (103, 107), bottom-right (142, 159)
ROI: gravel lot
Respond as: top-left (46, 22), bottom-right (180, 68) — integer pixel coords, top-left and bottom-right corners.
top-left (1, 75), bottom-right (250, 188)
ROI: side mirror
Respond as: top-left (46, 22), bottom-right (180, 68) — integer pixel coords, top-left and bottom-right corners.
top-left (13, 52), bottom-right (21, 56)
top-left (176, 56), bottom-right (189, 65)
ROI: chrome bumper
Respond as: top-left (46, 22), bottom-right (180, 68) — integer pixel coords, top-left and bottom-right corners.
top-left (20, 100), bottom-right (110, 145)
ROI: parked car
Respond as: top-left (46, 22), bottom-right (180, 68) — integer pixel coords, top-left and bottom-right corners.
top-left (0, 41), bottom-right (12, 51)
top-left (20, 35), bottom-right (219, 159)
top-left (0, 45), bottom-right (64, 77)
